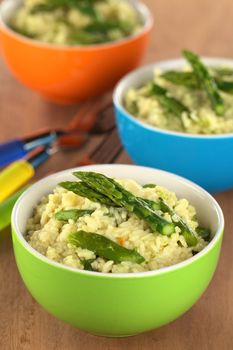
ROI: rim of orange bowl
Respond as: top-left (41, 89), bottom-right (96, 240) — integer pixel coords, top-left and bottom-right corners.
top-left (0, 0), bottom-right (154, 51)
top-left (113, 57), bottom-right (233, 139)
top-left (11, 164), bottom-right (224, 279)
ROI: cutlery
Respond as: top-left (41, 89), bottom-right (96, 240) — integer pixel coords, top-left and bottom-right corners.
top-left (79, 128), bottom-right (123, 165)
top-left (0, 96), bottom-right (114, 167)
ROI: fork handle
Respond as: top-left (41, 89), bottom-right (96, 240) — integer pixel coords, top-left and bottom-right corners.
top-left (0, 140), bottom-right (26, 167)
top-left (78, 155), bottom-right (96, 166)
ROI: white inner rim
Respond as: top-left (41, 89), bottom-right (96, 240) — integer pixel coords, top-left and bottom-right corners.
top-left (12, 164), bottom-right (224, 279)
top-left (0, 0), bottom-right (153, 50)
top-left (113, 57), bottom-right (233, 139)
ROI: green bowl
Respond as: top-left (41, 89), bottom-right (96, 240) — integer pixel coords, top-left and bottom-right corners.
top-left (11, 164), bottom-right (224, 337)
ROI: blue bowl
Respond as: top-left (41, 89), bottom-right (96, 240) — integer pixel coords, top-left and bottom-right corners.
top-left (113, 58), bottom-right (233, 193)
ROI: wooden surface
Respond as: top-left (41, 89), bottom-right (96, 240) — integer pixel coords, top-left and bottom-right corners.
top-left (1, 0), bottom-right (233, 349)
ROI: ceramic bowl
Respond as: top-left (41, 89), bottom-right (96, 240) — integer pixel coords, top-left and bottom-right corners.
top-left (0, 0), bottom-right (153, 103)
top-left (113, 58), bottom-right (233, 192)
top-left (11, 164), bottom-right (224, 336)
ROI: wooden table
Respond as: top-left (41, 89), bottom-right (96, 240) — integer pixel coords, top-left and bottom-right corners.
top-left (1, 0), bottom-right (233, 349)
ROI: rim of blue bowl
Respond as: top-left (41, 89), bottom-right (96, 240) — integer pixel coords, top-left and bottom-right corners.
top-left (113, 57), bottom-right (233, 139)
top-left (0, 0), bottom-right (154, 51)
top-left (11, 164), bottom-right (224, 279)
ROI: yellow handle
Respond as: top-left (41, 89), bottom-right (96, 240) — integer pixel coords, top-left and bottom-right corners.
top-left (0, 160), bottom-right (34, 203)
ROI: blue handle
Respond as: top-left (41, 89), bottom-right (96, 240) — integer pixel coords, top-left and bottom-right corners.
top-left (0, 140), bottom-right (26, 167)
top-left (30, 150), bottom-right (50, 169)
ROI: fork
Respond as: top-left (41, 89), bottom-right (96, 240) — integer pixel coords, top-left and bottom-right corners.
top-left (0, 97), bottom-right (114, 167)
top-left (66, 94), bottom-right (113, 132)
top-left (78, 128), bottom-right (123, 165)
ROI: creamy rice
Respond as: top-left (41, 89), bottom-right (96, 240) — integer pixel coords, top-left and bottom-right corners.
top-left (10, 0), bottom-right (142, 45)
top-left (26, 178), bottom-right (208, 273)
top-left (125, 68), bottom-right (233, 135)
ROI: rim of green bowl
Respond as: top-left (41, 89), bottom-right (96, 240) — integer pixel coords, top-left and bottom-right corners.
top-left (113, 57), bottom-right (233, 139)
top-left (12, 164), bottom-right (224, 279)
top-left (0, 0), bottom-right (154, 51)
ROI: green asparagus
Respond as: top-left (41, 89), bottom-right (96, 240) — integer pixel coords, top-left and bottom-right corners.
top-left (143, 183), bottom-right (157, 188)
top-left (150, 83), bottom-right (190, 118)
top-left (55, 209), bottom-right (94, 221)
top-left (73, 171), bottom-right (175, 236)
top-left (59, 181), bottom-right (117, 207)
top-left (161, 70), bottom-right (198, 88)
top-left (213, 67), bottom-right (233, 77)
top-left (130, 197), bottom-right (197, 245)
top-left (182, 50), bottom-right (225, 115)
top-left (160, 199), bottom-right (198, 246)
top-left (60, 180), bottom-right (160, 212)
top-left (60, 174), bottom-right (200, 245)
top-left (60, 179), bottom-right (160, 211)
top-left (162, 70), bottom-right (233, 94)
top-left (85, 20), bottom-right (132, 34)
top-left (216, 80), bottom-right (233, 94)
top-left (142, 198), bottom-right (161, 211)
top-left (30, 3), bottom-right (59, 14)
top-left (31, 0), bottom-right (98, 16)
top-left (69, 231), bottom-right (145, 263)
top-left (196, 227), bottom-right (211, 241)
top-left (80, 259), bottom-right (94, 271)
top-left (69, 19), bottom-right (132, 44)
top-left (143, 197), bottom-right (198, 246)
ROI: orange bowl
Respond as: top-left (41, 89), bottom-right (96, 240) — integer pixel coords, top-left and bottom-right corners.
top-left (0, 0), bottom-right (153, 104)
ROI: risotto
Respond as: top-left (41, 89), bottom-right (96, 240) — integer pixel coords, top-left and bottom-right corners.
top-left (125, 50), bottom-right (233, 135)
top-left (10, 0), bottom-right (142, 45)
top-left (26, 171), bottom-right (210, 273)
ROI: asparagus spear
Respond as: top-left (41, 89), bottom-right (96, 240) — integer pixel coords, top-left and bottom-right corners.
top-left (60, 180), bottom-right (160, 210)
top-left (161, 71), bottom-right (198, 88)
top-left (69, 231), bottom-right (145, 263)
top-left (85, 20), bottom-right (132, 35)
top-left (196, 227), bottom-right (211, 241)
top-left (60, 180), bottom-right (162, 212)
top-left (142, 198), bottom-right (161, 211)
top-left (70, 19), bottom-right (133, 44)
top-left (30, 3), bottom-right (59, 14)
top-left (216, 80), bottom-right (233, 94)
top-left (213, 67), bottom-right (233, 77)
top-left (60, 176), bottom-right (198, 245)
top-left (80, 259), bottom-right (94, 271)
top-left (140, 196), bottom-right (198, 246)
top-left (150, 83), bottom-right (190, 118)
top-left (73, 172), bottom-right (175, 236)
top-left (55, 209), bottom-right (94, 221)
top-left (182, 50), bottom-right (225, 116)
top-left (162, 70), bottom-right (233, 94)
top-left (59, 181), bottom-right (117, 207)
top-left (157, 199), bottom-right (198, 246)
top-left (143, 184), bottom-right (157, 188)
top-left (31, 0), bottom-right (97, 16)
top-left (75, 0), bottom-right (98, 16)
